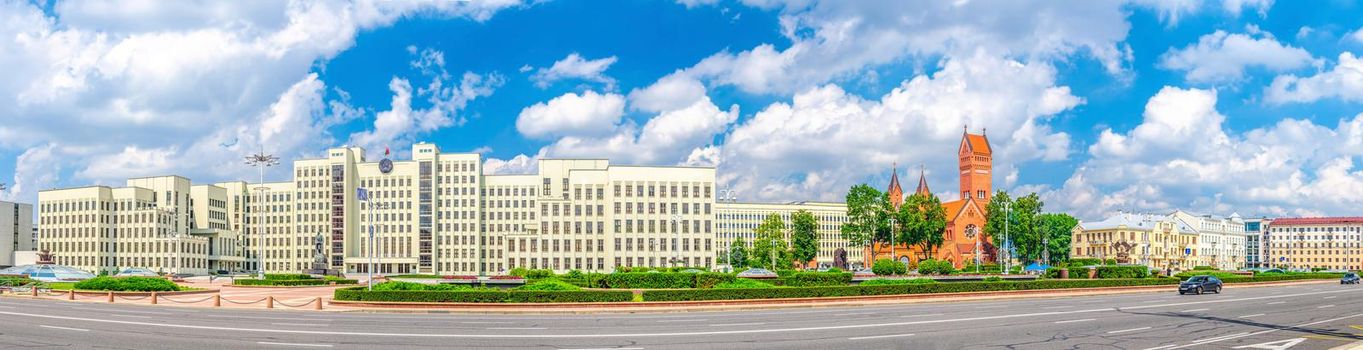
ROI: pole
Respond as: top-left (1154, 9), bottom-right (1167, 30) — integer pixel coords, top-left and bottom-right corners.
top-left (1003, 201), bottom-right (1010, 275)
top-left (367, 192), bottom-right (374, 291)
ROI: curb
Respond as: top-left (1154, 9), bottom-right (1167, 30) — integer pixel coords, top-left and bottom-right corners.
top-left (329, 279), bottom-right (1335, 314)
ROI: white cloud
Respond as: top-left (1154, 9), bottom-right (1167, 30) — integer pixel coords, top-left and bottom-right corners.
top-left (483, 152), bottom-right (541, 175)
top-left (515, 91), bottom-right (626, 139)
top-left (1353, 28), bottom-right (1363, 43)
top-left (714, 54), bottom-right (1080, 202)
top-left (1131, 0), bottom-right (1274, 26)
top-left (1264, 52), bottom-right (1363, 104)
top-left (628, 72), bottom-right (707, 113)
top-left (538, 96), bottom-right (738, 165)
top-left (1159, 30), bottom-right (1317, 84)
top-left (1042, 86), bottom-right (1363, 220)
top-left (683, 1), bottom-right (1133, 95)
top-left (528, 53), bottom-right (619, 90)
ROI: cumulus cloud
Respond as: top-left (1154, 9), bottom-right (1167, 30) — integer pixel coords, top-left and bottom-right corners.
top-left (1131, 0), bottom-right (1274, 26)
top-left (1264, 52), bottom-right (1363, 104)
top-left (1040, 86), bottom-right (1363, 220)
top-left (528, 53), bottom-right (619, 90)
top-left (515, 91), bottom-right (626, 139)
top-left (1159, 29), bottom-right (1317, 84)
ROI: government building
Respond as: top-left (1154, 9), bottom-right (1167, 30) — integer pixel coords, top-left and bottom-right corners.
top-left (36, 143), bottom-right (861, 275)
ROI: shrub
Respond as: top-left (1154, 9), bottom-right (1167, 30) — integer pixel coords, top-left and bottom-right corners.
top-left (872, 259), bottom-right (907, 276)
top-left (917, 259), bottom-right (956, 276)
top-left (1193, 266), bottom-right (1216, 271)
top-left (982, 276), bottom-right (1004, 282)
top-left (0, 276), bottom-right (33, 286)
top-left (263, 274), bottom-right (313, 280)
top-left (524, 269), bottom-right (555, 279)
top-left (695, 273), bottom-right (737, 289)
top-left (714, 279), bottom-right (775, 289)
top-left (74, 276), bottom-right (180, 291)
top-left (859, 278), bottom-right (936, 286)
top-left (780, 272), bottom-right (853, 287)
top-left (1095, 266), bottom-right (1150, 279)
top-left (516, 279), bottom-right (582, 291)
top-left (334, 288), bottom-right (633, 303)
top-left (1068, 258), bottom-right (1102, 267)
top-left (641, 278), bottom-right (1182, 302)
top-left (509, 267), bottom-right (530, 277)
top-left (564, 270), bottom-right (585, 279)
top-left (233, 279), bottom-right (328, 286)
top-left (1067, 266), bottom-right (1093, 279)
top-left (827, 267), bottom-right (844, 273)
top-left (1044, 267), bottom-right (1065, 279)
top-left (605, 272), bottom-right (696, 289)
top-left (961, 263), bottom-right (1002, 274)
top-left (1174, 271), bottom-right (1241, 280)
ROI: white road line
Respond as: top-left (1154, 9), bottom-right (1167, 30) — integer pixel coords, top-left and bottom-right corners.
top-left (1165, 312), bottom-right (1363, 350)
top-left (111, 314), bottom-right (151, 319)
top-left (1191, 332), bottom-right (1251, 344)
top-left (1142, 345), bottom-right (1177, 350)
top-left (834, 312), bottom-right (875, 316)
top-left (1325, 296), bottom-right (1338, 299)
top-left (460, 321), bottom-right (514, 324)
top-left (1319, 304), bottom-right (1336, 309)
top-left (1054, 318), bottom-right (1096, 324)
top-left (558, 348), bottom-right (644, 350)
top-left (2, 288), bottom-right (1357, 340)
top-left (40, 325), bottom-right (89, 332)
top-left (257, 342), bottom-right (333, 348)
top-left (1267, 301), bottom-right (1286, 305)
top-left (271, 323), bottom-right (330, 327)
top-left (1042, 306), bottom-right (1073, 309)
top-left (710, 323), bottom-right (765, 327)
top-left (848, 333), bottom-right (915, 340)
top-left (487, 327), bottom-right (545, 330)
top-left (1107, 327), bottom-right (1151, 334)
top-left (1180, 308), bottom-right (1209, 312)
top-left (1238, 314), bottom-right (1264, 318)
top-left (66, 307), bottom-right (170, 315)
top-left (656, 319), bottom-right (708, 323)
top-left (899, 313), bottom-right (944, 318)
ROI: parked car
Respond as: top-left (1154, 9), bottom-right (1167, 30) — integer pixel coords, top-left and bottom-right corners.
top-left (1179, 275), bottom-right (1223, 295)
top-left (1342, 272), bottom-right (1360, 285)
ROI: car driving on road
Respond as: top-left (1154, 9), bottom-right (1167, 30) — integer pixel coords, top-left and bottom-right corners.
top-left (1179, 275), bottom-right (1222, 295)
top-left (1342, 272), bottom-right (1360, 284)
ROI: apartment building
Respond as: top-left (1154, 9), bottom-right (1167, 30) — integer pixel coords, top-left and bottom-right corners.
top-left (1264, 217), bottom-right (1363, 271)
top-left (2, 201), bottom-right (34, 267)
top-left (1071, 212), bottom-right (1200, 271)
top-left (1169, 210), bottom-right (1250, 270)
top-left (715, 201), bottom-right (857, 269)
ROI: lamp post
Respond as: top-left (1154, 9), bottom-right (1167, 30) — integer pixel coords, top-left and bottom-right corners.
top-left (889, 216), bottom-right (897, 271)
top-left (245, 151), bottom-right (279, 280)
top-left (1003, 201), bottom-right (1011, 275)
top-left (154, 208), bottom-right (182, 275)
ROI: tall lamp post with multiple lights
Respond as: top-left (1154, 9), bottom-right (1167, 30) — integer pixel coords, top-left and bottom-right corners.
top-left (246, 151), bottom-right (279, 280)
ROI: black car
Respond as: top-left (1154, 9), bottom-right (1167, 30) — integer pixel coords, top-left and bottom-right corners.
top-left (1179, 275), bottom-right (1222, 295)
top-left (1342, 273), bottom-right (1360, 285)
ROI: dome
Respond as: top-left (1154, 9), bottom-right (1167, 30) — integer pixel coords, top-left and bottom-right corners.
top-left (0, 264), bottom-right (97, 282)
top-left (115, 268), bottom-right (160, 277)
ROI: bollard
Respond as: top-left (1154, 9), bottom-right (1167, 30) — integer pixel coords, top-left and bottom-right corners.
top-left (107, 291), bottom-right (114, 303)
top-left (68, 290), bottom-right (75, 300)
top-left (31, 287), bottom-right (38, 296)
top-left (213, 294), bottom-right (221, 307)
top-left (266, 296), bottom-right (274, 309)
top-left (314, 297), bottom-right (322, 310)
top-left (150, 292), bottom-right (158, 305)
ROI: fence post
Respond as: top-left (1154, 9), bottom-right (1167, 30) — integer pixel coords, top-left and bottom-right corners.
top-left (150, 292), bottom-right (158, 305)
top-left (266, 296), bottom-right (274, 309)
top-left (213, 294), bottom-right (221, 307)
top-left (314, 297), bottom-right (322, 310)
top-left (68, 290), bottom-right (75, 300)
top-left (106, 291), bottom-right (114, 303)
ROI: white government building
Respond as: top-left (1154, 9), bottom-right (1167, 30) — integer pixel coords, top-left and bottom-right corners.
top-left (2, 200), bottom-right (35, 267)
top-left (36, 143), bottom-right (853, 276)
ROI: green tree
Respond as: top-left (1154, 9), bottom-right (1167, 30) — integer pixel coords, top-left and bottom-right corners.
top-left (983, 191), bottom-right (1013, 263)
top-left (1010, 193), bottom-right (1044, 262)
top-left (840, 184), bottom-right (890, 250)
top-left (751, 213), bottom-right (792, 270)
top-left (1036, 213), bottom-right (1079, 263)
top-left (790, 210), bottom-right (820, 268)
top-left (728, 237), bottom-right (749, 269)
top-left (900, 192), bottom-right (948, 260)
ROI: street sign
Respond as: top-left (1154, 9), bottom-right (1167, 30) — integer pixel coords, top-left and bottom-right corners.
top-left (356, 187), bottom-right (369, 201)
top-left (1184, 248), bottom-right (1191, 255)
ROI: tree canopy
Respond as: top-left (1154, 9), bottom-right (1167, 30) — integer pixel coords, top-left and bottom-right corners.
top-left (790, 210), bottom-right (820, 268)
top-left (751, 213), bottom-right (792, 269)
top-left (840, 184), bottom-right (890, 249)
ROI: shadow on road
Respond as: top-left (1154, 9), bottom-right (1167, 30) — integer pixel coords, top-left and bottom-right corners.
top-left (1121, 310), bottom-right (1363, 341)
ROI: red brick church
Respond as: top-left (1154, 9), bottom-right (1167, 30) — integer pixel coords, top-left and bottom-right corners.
top-left (866, 129), bottom-right (996, 268)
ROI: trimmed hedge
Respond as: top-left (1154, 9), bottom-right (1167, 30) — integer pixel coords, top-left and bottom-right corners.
top-left (641, 279), bottom-right (1181, 302)
top-left (860, 278), bottom-right (936, 286)
top-left (695, 273), bottom-right (737, 289)
top-left (233, 278), bottom-right (358, 286)
top-left (602, 272), bottom-right (737, 289)
top-left (334, 287), bottom-right (633, 303)
top-left (872, 258), bottom-right (907, 276)
top-left (1192, 266), bottom-right (1216, 270)
top-left (917, 259), bottom-right (956, 275)
top-left (263, 273), bottom-right (313, 280)
top-left (1220, 273), bottom-right (1342, 283)
top-left (515, 279), bottom-right (582, 291)
top-left (1095, 266), bottom-right (1150, 279)
top-left (779, 272), bottom-right (852, 287)
top-left (74, 276), bottom-right (180, 291)
top-left (715, 279), bottom-right (774, 289)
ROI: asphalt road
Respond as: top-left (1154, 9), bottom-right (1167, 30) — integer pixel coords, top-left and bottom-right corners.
top-left (2, 282), bottom-right (1362, 350)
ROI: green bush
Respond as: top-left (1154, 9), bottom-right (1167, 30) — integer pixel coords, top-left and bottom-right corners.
top-left (516, 279), bottom-right (582, 291)
top-left (509, 267), bottom-right (530, 277)
top-left (234, 279), bottom-right (327, 286)
top-left (1220, 273), bottom-right (1342, 283)
top-left (386, 274), bottom-right (442, 279)
top-left (605, 272), bottom-right (696, 289)
top-left (524, 269), bottom-right (555, 279)
top-left (641, 278), bottom-right (1181, 302)
top-left (74, 276), bottom-right (180, 291)
top-left (334, 287), bottom-right (633, 303)
top-left (1193, 266), bottom-right (1216, 271)
top-left (695, 273), bottom-right (737, 289)
top-left (0, 276), bottom-right (34, 286)
top-left (917, 259), bottom-right (956, 275)
top-left (982, 276), bottom-right (1004, 282)
top-left (827, 267), bottom-right (844, 273)
top-left (961, 263), bottom-right (1002, 274)
top-left (779, 272), bottom-right (852, 287)
top-left (1095, 266), bottom-right (1150, 279)
top-left (872, 258), bottom-right (907, 276)
top-left (1068, 258), bottom-right (1102, 267)
top-left (714, 279), bottom-right (775, 289)
top-left (860, 278), bottom-right (936, 286)
top-left (1174, 271), bottom-right (1242, 280)
top-left (1044, 267), bottom-right (1065, 279)
top-left (1068, 266), bottom-right (1093, 279)
top-left (263, 273), bottom-right (313, 280)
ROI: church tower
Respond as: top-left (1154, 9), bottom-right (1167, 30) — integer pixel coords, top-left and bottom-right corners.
top-left (887, 164), bottom-right (904, 210)
top-left (958, 128), bottom-right (993, 203)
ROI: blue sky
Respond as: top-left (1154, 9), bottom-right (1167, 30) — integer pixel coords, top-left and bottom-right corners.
top-left (2, 0), bottom-right (1363, 221)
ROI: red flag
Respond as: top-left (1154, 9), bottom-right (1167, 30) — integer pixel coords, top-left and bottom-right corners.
top-left (384, 146), bottom-right (390, 156)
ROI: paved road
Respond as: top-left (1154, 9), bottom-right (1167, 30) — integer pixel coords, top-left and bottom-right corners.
top-left (2, 282), bottom-right (1361, 349)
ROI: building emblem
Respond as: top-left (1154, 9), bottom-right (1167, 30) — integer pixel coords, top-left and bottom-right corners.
top-left (379, 146), bottom-right (393, 174)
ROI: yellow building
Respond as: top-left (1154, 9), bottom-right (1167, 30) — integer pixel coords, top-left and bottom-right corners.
top-left (714, 201), bottom-right (857, 269)
top-left (1265, 217), bottom-right (1363, 271)
top-left (1071, 212), bottom-right (1201, 272)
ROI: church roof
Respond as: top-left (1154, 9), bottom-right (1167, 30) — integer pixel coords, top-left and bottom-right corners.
top-left (888, 167), bottom-right (902, 194)
top-left (915, 167), bottom-right (931, 195)
top-left (963, 133), bottom-right (992, 155)
top-left (887, 166), bottom-right (904, 208)
top-left (943, 199), bottom-right (967, 221)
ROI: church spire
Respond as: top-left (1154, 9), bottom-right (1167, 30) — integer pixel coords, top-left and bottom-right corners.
top-left (915, 164), bottom-right (931, 195)
top-left (887, 163), bottom-right (904, 209)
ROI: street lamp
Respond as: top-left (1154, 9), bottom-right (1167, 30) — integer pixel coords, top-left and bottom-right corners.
top-left (154, 208), bottom-right (183, 275)
top-left (1002, 201), bottom-right (1011, 275)
top-left (356, 188), bottom-right (391, 291)
top-left (245, 150), bottom-right (279, 280)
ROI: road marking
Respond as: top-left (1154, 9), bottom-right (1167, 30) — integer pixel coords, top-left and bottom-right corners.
top-left (710, 323), bottom-right (765, 327)
top-left (459, 321), bottom-right (514, 324)
top-left (1043, 306), bottom-right (1073, 309)
top-left (39, 325), bottom-right (88, 332)
top-left (656, 319), bottom-right (708, 323)
top-left (848, 333), bottom-right (915, 340)
top-left (2, 288), bottom-right (1357, 340)
top-left (1325, 296), bottom-right (1338, 299)
top-left (1180, 308), bottom-right (1209, 313)
top-left (257, 342), bottom-right (333, 348)
top-left (271, 323), bottom-right (330, 327)
top-left (111, 314), bottom-right (151, 319)
top-left (557, 348), bottom-right (643, 350)
top-left (1239, 314), bottom-right (1265, 318)
top-left (1267, 301), bottom-right (1286, 305)
top-left (1054, 318), bottom-right (1096, 324)
top-left (1107, 327), bottom-right (1151, 334)
top-left (487, 327), bottom-right (545, 330)
top-left (1163, 313), bottom-right (1363, 349)
top-left (1319, 304), bottom-right (1337, 309)
top-left (1192, 332), bottom-right (1251, 344)
top-left (835, 312), bottom-right (875, 316)
top-left (1142, 345), bottom-right (1176, 350)
top-left (900, 313), bottom-right (944, 318)
top-left (66, 307), bottom-right (170, 315)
